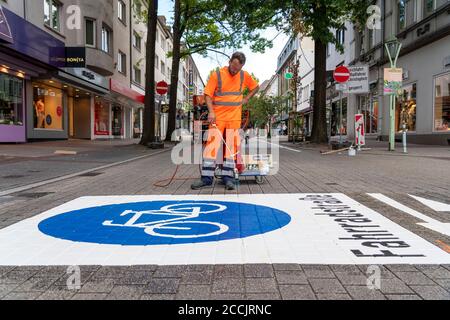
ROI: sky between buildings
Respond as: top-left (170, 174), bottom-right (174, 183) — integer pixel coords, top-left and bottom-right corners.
top-left (158, 0), bottom-right (290, 85)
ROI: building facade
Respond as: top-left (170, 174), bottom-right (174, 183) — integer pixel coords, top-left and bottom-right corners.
top-left (0, 0), bottom-right (203, 143)
top-left (324, 0), bottom-right (450, 145)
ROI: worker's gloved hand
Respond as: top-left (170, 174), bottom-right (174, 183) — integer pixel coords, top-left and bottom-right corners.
top-left (208, 111), bottom-right (216, 124)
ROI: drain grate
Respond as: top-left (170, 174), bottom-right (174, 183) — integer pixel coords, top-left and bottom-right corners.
top-left (16, 192), bottom-right (55, 199)
top-left (79, 172), bottom-right (104, 177)
top-left (2, 175), bottom-right (25, 179)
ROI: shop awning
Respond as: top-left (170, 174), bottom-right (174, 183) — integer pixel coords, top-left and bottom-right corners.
top-left (55, 69), bottom-right (109, 95)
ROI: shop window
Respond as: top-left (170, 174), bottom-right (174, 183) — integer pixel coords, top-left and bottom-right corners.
top-left (396, 83), bottom-right (417, 132)
top-left (331, 98), bottom-right (347, 137)
top-left (0, 74), bottom-right (23, 126)
top-left (33, 84), bottom-right (63, 130)
top-left (434, 73), bottom-right (450, 132)
top-left (359, 96), bottom-right (378, 134)
top-left (94, 98), bottom-right (110, 136)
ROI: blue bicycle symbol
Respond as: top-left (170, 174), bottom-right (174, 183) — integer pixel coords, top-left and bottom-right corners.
top-left (102, 203), bottom-right (229, 239)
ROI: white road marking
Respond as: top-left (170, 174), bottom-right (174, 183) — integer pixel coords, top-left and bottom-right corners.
top-left (368, 193), bottom-right (450, 237)
top-left (409, 195), bottom-right (450, 212)
top-left (0, 193), bottom-right (449, 266)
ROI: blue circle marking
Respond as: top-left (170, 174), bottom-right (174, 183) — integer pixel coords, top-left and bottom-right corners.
top-left (38, 201), bottom-right (292, 245)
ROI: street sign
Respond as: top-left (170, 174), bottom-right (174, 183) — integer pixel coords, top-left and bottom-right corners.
top-left (333, 66), bottom-right (350, 83)
top-left (355, 114), bottom-right (366, 147)
top-left (347, 66), bottom-right (369, 94)
top-left (336, 83), bottom-right (348, 91)
top-left (156, 81), bottom-right (169, 95)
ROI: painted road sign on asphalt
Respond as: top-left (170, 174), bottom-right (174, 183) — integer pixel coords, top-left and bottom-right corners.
top-left (0, 194), bottom-right (449, 266)
top-left (333, 66), bottom-right (350, 83)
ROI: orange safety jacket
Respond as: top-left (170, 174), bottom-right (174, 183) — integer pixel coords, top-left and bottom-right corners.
top-left (210, 67), bottom-right (245, 122)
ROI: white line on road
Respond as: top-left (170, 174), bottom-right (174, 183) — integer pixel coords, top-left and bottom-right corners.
top-left (409, 195), bottom-right (450, 212)
top-left (262, 139), bottom-right (302, 153)
top-left (368, 193), bottom-right (450, 237)
top-left (0, 149), bottom-right (170, 197)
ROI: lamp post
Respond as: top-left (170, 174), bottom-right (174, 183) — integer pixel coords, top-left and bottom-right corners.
top-left (384, 36), bottom-right (402, 151)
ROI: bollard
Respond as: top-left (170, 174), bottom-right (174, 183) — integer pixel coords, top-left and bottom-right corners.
top-left (402, 124), bottom-right (408, 154)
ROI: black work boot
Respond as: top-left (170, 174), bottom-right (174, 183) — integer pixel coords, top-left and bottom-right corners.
top-left (191, 179), bottom-right (213, 190)
top-left (225, 180), bottom-right (236, 191)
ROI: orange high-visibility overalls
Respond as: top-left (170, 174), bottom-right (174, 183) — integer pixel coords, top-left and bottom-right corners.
top-left (201, 68), bottom-right (249, 181)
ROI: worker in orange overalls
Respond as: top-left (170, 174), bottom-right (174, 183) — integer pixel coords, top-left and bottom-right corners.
top-left (191, 52), bottom-right (259, 190)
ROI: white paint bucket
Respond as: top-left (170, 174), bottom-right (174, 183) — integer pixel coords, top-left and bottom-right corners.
top-left (348, 148), bottom-right (356, 156)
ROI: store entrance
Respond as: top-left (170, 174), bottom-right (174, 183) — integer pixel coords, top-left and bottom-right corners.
top-left (112, 105), bottom-right (123, 137)
top-left (72, 96), bottom-right (91, 139)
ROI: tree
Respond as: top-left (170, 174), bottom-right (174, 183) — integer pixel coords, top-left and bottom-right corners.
top-left (134, 0), bottom-right (158, 146)
top-left (165, 0), bottom-right (281, 142)
top-left (226, 0), bottom-right (369, 143)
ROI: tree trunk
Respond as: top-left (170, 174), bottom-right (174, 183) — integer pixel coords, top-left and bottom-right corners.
top-left (166, 0), bottom-right (182, 142)
top-left (140, 0), bottom-right (158, 145)
top-left (310, 38), bottom-right (328, 144)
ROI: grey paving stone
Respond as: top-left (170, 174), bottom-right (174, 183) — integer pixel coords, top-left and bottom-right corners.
top-left (275, 271), bottom-right (308, 285)
top-left (79, 278), bottom-right (115, 293)
top-left (0, 284), bottom-right (20, 299)
top-left (334, 272), bottom-right (367, 286)
top-left (273, 264), bottom-right (301, 271)
top-left (2, 291), bottom-right (44, 300)
top-left (212, 278), bottom-right (245, 294)
top-left (316, 293), bottom-right (352, 300)
top-left (0, 270), bottom-right (38, 285)
top-left (379, 278), bottom-right (414, 294)
top-left (245, 278), bottom-right (278, 293)
top-left (90, 267), bottom-right (132, 279)
top-left (345, 286), bottom-right (386, 300)
top-left (184, 265), bottom-right (213, 273)
top-left (386, 265), bottom-right (418, 272)
top-left (13, 277), bottom-right (58, 292)
top-left (394, 272), bottom-right (436, 285)
top-left (416, 266), bottom-right (450, 279)
top-left (114, 271), bottom-right (154, 285)
top-left (145, 278), bottom-right (180, 294)
top-left (0, 267), bottom-right (16, 276)
top-left (330, 265), bottom-right (361, 273)
top-left (176, 285), bottom-right (211, 300)
top-left (214, 265), bottom-right (243, 278)
top-left (140, 294), bottom-right (176, 300)
top-left (52, 271), bottom-right (95, 287)
top-left (181, 271), bottom-right (213, 285)
top-left (309, 278), bottom-right (346, 294)
top-left (434, 279), bottom-right (450, 291)
top-left (357, 265), bottom-right (396, 278)
top-left (244, 265), bottom-right (274, 278)
top-left (153, 266), bottom-right (186, 278)
top-left (302, 265), bottom-right (335, 279)
top-left (106, 285), bottom-right (146, 300)
top-left (386, 295), bottom-right (422, 300)
top-left (410, 285), bottom-right (450, 300)
top-left (210, 293), bottom-right (245, 300)
top-left (37, 286), bottom-right (77, 300)
top-left (279, 285), bottom-right (316, 300)
top-left (246, 293), bottom-right (281, 300)
top-left (71, 293), bottom-right (108, 300)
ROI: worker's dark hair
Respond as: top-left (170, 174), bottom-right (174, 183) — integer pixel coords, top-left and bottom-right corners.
top-left (230, 52), bottom-right (246, 65)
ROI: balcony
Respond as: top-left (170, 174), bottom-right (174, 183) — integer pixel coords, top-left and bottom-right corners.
top-left (85, 47), bottom-right (115, 76)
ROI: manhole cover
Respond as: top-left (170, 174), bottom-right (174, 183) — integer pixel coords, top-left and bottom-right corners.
top-left (17, 192), bottom-right (54, 199)
top-left (2, 175), bottom-right (25, 179)
top-left (79, 172), bottom-right (104, 177)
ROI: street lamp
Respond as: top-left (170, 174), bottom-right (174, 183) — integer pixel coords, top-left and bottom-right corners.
top-left (384, 36), bottom-right (402, 151)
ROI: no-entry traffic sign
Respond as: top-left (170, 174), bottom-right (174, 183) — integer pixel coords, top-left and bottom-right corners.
top-left (334, 66), bottom-right (350, 83)
top-left (156, 81), bottom-right (169, 95)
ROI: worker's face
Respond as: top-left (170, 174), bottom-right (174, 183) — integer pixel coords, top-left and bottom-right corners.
top-left (228, 58), bottom-right (244, 76)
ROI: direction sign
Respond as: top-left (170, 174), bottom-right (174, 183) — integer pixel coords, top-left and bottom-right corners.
top-left (333, 66), bottom-right (350, 83)
top-left (156, 81), bottom-right (169, 95)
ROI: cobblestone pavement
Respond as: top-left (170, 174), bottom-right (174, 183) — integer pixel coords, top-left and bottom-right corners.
top-left (0, 140), bottom-right (449, 300)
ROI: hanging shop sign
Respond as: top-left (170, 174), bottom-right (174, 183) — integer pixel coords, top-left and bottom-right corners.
top-left (384, 68), bottom-right (403, 96)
